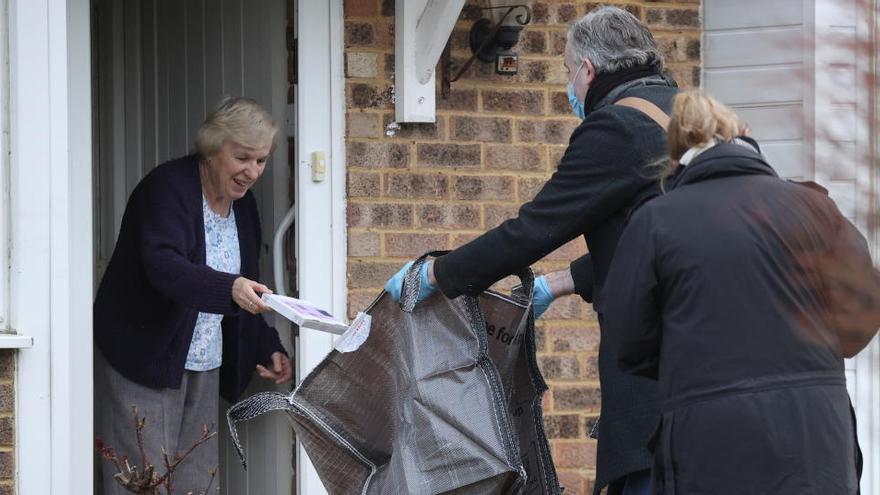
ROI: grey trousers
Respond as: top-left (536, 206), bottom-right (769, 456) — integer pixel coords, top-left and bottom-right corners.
top-left (95, 350), bottom-right (220, 495)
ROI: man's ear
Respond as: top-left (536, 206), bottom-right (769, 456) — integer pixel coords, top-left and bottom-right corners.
top-left (584, 58), bottom-right (597, 84)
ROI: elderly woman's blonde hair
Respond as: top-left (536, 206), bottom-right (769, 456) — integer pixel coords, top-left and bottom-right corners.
top-left (195, 96), bottom-right (278, 158)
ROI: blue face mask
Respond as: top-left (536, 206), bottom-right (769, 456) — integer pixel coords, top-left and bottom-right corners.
top-left (567, 61), bottom-right (587, 119)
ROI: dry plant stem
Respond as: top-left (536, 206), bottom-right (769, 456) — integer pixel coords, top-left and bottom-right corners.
top-left (203, 468), bottom-right (218, 495)
top-left (161, 448), bottom-right (175, 494)
top-left (96, 406), bottom-right (218, 495)
top-left (134, 407), bottom-right (149, 475)
top-left (157, 425), bottom-right (217, 494)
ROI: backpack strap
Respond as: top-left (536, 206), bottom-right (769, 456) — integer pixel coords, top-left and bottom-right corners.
top-left (615, 96), bottom-right (670, 131)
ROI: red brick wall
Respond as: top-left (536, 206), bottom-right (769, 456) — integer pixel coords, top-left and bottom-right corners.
top-left (344, 1), bottom-right (701, 493)
top-left (0, 352), bottom-right (14, 495)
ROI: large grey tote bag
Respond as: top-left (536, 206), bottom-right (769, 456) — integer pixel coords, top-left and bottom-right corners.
top-left (227, 252), bottom-right (561, 495)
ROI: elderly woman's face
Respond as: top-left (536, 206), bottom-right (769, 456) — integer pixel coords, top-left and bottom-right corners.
top-left (204, 141), bottom-right (271, 200)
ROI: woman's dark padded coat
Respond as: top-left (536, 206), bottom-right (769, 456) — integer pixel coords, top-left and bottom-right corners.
top-left (603, 141), bottom-right (872, 494)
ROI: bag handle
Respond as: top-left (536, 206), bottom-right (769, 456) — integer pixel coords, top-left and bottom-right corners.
top-left (615, 96), bottom-right (670, 131)
top-left (400, 251), bottom-right (535, 313)
top-left (226, 391), bottom-right (296, 469)
top-left (399, 250), bottom-right (449, 312)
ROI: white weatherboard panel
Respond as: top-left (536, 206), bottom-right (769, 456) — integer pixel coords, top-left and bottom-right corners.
top-left (704, 0), bottom-right (803, 30)
top-left (821, 141), bottom-right (858, 181)
top-left (703, 66), bottom-right (804, 106)
top-left (759, 142), bottom-right (804, 178)
top-left (734, 105), bottom-right (805, 141)
top-left (827, 181), bottom-right (857, 221)
top-left (827, 66), bottom-right (858, 104)
top-left (822, 105), bottom-right (858, 143)
top-left (704, 28), bottom-right (804, 68)
top-left (93, 1), bottom-right (293, 493)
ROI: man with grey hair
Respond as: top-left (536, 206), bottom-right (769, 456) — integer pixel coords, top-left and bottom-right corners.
top-left (386, 7), bottom-right (677, 494)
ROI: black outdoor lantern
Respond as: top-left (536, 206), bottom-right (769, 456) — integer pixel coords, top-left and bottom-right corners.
top-left (469, 3), bottom-right (532, 74)
top-left (447, 3), bottom-right (532, 82)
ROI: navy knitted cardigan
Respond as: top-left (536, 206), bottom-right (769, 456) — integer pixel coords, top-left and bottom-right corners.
top-left (94, 154), bottom-right (287, 402)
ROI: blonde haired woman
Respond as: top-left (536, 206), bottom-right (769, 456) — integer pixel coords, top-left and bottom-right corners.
top-left (602, 90), bottom-right (878, 494)
top-left (94, 97), bottom-right (292, 494)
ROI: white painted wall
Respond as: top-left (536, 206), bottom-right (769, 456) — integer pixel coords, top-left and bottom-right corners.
top-left (704, 1), bottom-right (880, 492)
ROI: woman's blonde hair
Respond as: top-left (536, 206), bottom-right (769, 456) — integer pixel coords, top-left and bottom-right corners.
top-left (658, 90), bottom-right (742, 183)
top-left (195, 96), bottom-right (278, 158)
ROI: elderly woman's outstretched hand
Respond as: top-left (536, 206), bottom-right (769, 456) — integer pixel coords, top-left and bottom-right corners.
top-left (256, 352), bottom-right (293, 384)
top-left (233, 276), bottom-right (273, 314)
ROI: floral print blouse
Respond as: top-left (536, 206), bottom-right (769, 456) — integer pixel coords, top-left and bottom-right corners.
top-left (185, 195), bottom-right (241, 371)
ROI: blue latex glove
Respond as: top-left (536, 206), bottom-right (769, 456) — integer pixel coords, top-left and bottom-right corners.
top-left (533, 275), bottom-right (556, 319)
top-left (385, 260), bottom-right (437, 303)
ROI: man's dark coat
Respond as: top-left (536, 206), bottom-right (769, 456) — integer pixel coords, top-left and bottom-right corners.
top-left (434, 75), bottom-right (677, 493)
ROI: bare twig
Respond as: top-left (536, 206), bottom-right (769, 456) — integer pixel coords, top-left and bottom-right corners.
top-left (96, 407), bottom-right (218, 495)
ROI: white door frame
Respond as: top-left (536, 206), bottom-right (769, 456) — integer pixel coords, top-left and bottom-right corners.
top-left (8, 0), bottom-right (345, 493)
top-left (9, 0), bottom-right (94, 493)
top-left (294, 0), bottom-right (347, 493)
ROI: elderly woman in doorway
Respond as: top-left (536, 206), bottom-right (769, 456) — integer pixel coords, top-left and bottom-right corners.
top-left (94, 97), bottom-right (293, 494)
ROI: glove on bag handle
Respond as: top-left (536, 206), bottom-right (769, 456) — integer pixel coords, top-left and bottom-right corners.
top-left (399, 250), bottom-right (450, 312)
top-left (399, 251), bottom-right (535, 313)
